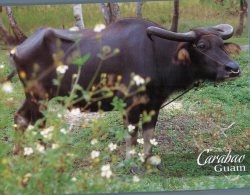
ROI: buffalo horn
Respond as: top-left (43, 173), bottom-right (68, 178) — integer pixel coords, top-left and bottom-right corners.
top-left (212, 24), bottom-right (234, 40)
top-left (147, 26), bottom-right (196, 42)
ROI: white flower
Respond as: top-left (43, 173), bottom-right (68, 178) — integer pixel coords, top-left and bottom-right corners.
top-left (91, 150), bottom-right (100, 159)
top-left (72, 74), bottom-right (78, 79)
top-left (128, 124), bottom-right (135, 133)
top-left (150, 138), bottom-right (158, 146)
top-left (56, 64), bottom-right (69, 74)
top-left (24, 147), bottom-right (33, 156)
top-left (43, 126), bottom-right (54, 133)
top-left (22, 173), bottom-right (32, 184)
top-left (66, 153), bottom-right (75, 157)
top-left (71, 177), bottom-right (77, 182)
top-left (40, 126), bottom-right (54, 140)
top-left (69, 108), bottom-right (81, 116)
top-left (69, 26), bottom-right (79, 31)
top-left (0, 64), bottom-right (4, 69)
top-left (2, 82), bottom-right (13, 93)
top-left (36, 143), bottom-right (45, 153)
top-left (133, 75), bottom-right (145, 86)
top-left (42, 133), bottom-right (52, 140)
top-left (108, 143), bottom-right (117, 151)
top-left (101, 164), bottom-right (112, 179)
top-left (10, 47), bottom-right (16, 55)
top-left (13, 124), bottom-right (17, 128)
top-left (52, 144), bottom-right (59, 149)
top-left (57, 113), bottom-right (62, 118)
top-left (138, 152), bottom-right (145, 162)
top-left (137, 138), bottom-right (144, 145)
top-left (60, 128), bottom-right (68, 134)
top-left (94, 24), bottom-right (106, 32)
top-left (27, 125), bottom-right (34, 131)
top-left (24, 173), bottom-right (32, 178)
top-left (32, 132), bottom-right (37, 136)
top-left (148, 155), bottom-right (161, 165)
top-left (129, 149), bottom-right (136, 155)
top-left (91, 139), bottom-right (98, 145)
top-left (133, 175), bottom-right (140, 183)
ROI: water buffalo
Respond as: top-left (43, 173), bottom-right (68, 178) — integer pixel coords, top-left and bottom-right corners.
top-left (11, 18), bottom-right (241, 161)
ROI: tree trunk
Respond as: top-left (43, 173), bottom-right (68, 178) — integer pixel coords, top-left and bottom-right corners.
top-left (109, 3), bottom-right (120, 23)
top-left (100, 3), bottom-right (110, 25)
top-left (0, 7), bottom-right (16, 44)
top-left (6, 6), bottom-right (26, 43)
top-left (170, 0), bottom-right (179, 32)
top-left (137, 1), bottom-right (143, 18)
top-left (73, 4), bottom-right (84, 29)
top-left (100, 3), bottom-right (120, 25)
top-left (235, 0), bottom-right (248, 37)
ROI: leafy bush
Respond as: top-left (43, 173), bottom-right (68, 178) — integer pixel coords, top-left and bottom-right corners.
top-left (0, 35), bottom-right (160, 194)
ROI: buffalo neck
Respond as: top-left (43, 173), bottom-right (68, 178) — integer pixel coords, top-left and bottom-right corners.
top-left (153, 37), bottom-right (197, 96)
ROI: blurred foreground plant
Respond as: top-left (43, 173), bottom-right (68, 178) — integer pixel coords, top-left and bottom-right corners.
top-left (0, 29), bottom-right (160, 195)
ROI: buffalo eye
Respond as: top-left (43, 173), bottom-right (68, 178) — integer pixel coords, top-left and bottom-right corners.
top-left (197, 42), bottom-right (206, 50)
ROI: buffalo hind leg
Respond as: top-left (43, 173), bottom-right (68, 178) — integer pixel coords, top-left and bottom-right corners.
top-left (13, 99), bottom-right (31, 154)
top-left (14, 99), bottom-right (45, 131)
top-left (14, 99), bottom-right (31, 133)
top-left (13, 99), bottom-right (45, 154)
top-left (30, 103), bottom-right (46, 128)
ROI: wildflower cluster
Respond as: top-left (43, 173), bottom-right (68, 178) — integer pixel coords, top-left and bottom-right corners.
top-left (56, 64), bottom-right (69, 74)
top-left (0, 23), bottom-right (161, 194)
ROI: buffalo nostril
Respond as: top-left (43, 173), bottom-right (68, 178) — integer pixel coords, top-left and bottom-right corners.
top-left (225, 66), bottom-right (239, 73)
top-left (225, 62), bottom-right (240, 78)
top-left (225, 62), bottom-right (240, 72)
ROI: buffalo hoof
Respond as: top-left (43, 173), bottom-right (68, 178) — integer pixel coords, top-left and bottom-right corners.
top-left (14, 114), bottom-right (29, 133)
top-left (13, 144), bottom-right (22, 155)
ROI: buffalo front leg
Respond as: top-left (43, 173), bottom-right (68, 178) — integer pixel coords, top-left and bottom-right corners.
top-left (142, 110), bottom-right (159, 162)
top-left (142, 128), bottom-right (154, 159)
top-left (125, 129), bottom-right (139, 160)
top-left (124, 108), bottom-right (141, 160)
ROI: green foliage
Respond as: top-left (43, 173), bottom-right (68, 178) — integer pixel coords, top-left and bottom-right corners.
top-left (72, 53), bottom-right (90, 68)
top-left (111, 97), bottom-right (126, 112)
top-left (0, 43), bottom-right (152, 194)
top-left (0, 48), bottom-right (249, 194)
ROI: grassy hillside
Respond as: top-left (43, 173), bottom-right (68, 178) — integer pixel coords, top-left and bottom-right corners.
top-left (0, 0), bottom-right (249, 194)
top-left (0, 48), bottom-right (249, 194)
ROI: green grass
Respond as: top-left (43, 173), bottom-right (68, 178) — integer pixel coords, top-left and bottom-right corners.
top-left (1, 50), bottom-right (249, 194)
top-left (228, 38), bottom-right (249, 45)
top-left (0, 1), bottom-right (249, 194)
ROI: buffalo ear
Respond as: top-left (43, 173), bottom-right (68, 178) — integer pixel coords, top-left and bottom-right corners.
top-left (173, 43), bottom-right (191, 65)
top-left (224, 43), bottom-right (241, 55)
